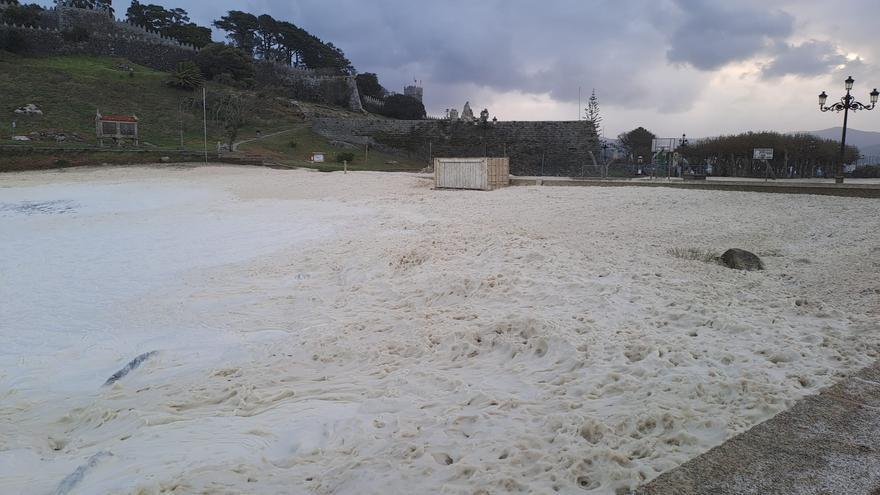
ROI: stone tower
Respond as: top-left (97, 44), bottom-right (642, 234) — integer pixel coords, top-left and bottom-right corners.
top-left (404, 81), bottom-right (423, 102)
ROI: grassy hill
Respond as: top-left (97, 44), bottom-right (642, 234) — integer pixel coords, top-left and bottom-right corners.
top-left (0, 52), bottom-right (423, 171)
top-left (236, 126), bottom-right (425, 172)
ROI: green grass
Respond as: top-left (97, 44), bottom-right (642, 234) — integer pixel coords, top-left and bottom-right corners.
top-left (668, 247), bottom-right (720, 264)
top-left (0, 52), bottom-right (421, 171)
top-left (0, 51), bottom-right (427, 171)
top-left (237, 125), bottom-right (425, 172)
top-left (0, 149), bottom-right (206, 172)
top-left (0, 52), bottom-right (302, 150)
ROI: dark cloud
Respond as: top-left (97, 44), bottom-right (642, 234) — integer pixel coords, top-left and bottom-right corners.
top-left (240, 1), bottom-right (698, 111)
top-left (762, 40), bottom-right (852, 79)
top-left (666, 0), bottom-right (793, 70)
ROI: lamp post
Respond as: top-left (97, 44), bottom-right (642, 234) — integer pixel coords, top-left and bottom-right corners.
top-left (601, 141), bottom-right (609, 178)
top-left (679, 134), bottom-right (689, 176)
top-left (819, 76), bottom-right (879, 183)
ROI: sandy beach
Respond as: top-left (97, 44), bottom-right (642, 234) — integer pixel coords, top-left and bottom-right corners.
top-left (1, 165), bottom-right (878, 494)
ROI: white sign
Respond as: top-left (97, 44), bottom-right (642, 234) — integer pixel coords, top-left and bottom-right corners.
top-left (311, 152), bottom-right (325, 163)
top-left (651, 138), bottom-right (677, 153)
top-left (753, 148), bottom-right (774, 160)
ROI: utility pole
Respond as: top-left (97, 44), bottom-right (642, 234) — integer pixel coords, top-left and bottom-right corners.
top-left (178, 99), bottom-right (184, 150)
top-left (202, 87), bottom-right (208, 163)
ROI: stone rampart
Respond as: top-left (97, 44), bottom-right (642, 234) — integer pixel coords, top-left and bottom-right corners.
top-left (0, 23), bottom-right (198, 72)
top-left (312, 118), bottom-right (599, 176)
top-left (254, 62), bottom-right (362, 111)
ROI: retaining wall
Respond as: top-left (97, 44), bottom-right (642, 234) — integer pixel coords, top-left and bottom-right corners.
top-left (312, 118), bottom-right (599, 176)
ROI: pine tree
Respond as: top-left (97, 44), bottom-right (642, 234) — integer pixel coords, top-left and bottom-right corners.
top-left (585, 88), bottom-right (602, 136)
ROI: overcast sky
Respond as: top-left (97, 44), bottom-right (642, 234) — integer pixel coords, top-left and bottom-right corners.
top-left (71, 0), bottom-right (880, 136)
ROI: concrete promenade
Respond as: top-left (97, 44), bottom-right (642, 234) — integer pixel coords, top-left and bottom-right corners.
top-left (636, 361), bottom-right (880, 495)
top-left (510, 176), bottom-right (880, 198)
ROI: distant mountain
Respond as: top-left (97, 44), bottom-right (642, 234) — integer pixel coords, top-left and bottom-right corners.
top-left (805, 127), bottom-right (880, 149)
top-left (803, 127), bottom-right (880, 161)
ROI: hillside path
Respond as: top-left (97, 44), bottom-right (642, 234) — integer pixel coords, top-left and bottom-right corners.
top-left (232, 128), bottom-right (299, 151)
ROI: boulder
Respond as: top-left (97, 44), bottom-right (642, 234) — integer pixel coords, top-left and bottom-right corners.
top-left (720, 248), bottom-right (764, 271)
top-left (160, 156), bottom-right (171, 163)
top-left (14, 103), bottom-right (43, 115)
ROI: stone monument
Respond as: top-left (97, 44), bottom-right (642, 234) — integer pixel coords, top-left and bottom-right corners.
top-left (461, 102), bottom-right (475, 122)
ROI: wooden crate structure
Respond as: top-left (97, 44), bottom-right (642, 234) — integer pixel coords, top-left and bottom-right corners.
top-left (96, 112), bottom-right (139, 147)
top-left (434, 157), bottom-right (510, 191)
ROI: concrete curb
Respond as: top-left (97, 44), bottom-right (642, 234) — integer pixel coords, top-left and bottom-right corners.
top-left (509, 178), bottom-right (880, 198)
top-left (636, 361), bottom-right (880, 495)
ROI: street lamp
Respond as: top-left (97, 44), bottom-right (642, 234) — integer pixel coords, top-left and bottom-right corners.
top-left (818, 76), bottom-right (879, 183)
top-left (601, 141), bottom-right (609, 178)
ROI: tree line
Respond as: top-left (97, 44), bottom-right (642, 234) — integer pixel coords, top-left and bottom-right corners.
top-left (681, 132), bottom-right (859, 178)
top-left (212, 11), bottom-right (353, 75)
top-left (613, 126), bottom-right (861, 177)
top-left (2, 1), bottom-right (355, 75)
top-left (125, 5), bottom-right (354, 74)
top-left (125, 1), bottom-right (211, 48)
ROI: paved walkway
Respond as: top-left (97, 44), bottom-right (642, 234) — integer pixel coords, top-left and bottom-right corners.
top-left (232, 128), bottom-right (298, 151)
top-left (636, 361), bottom-right (880, 495)
top-left (510, 177), bottom-right (880, 198)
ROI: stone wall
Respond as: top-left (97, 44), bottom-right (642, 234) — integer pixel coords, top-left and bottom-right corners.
top-left (255, 62), bottom-right (362, 111)
top-left (312, 118), bottom-right (599, 176)
top-left (0, 23), bottom-right (198, 72)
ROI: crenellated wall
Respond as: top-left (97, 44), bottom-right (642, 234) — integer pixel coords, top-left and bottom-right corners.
top-left (0, 23), bottom-right (198, 71)
top-left (312, 118), bottom-right (600, 176)
top-left (255, 62), bottom-right (363, 111)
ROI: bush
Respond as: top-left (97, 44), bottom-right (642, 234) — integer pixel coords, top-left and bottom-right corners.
top-left (1, 4), bottom-right (43, 27)
top-left (356, 72), bottom-right (385, 99)
top-left (196, 43), bottom-right (255, 86)
top-left (379, 94), bottom-right (425, 120)
top-left (335, 152), bottom-right (355, 163)
top-left (167, 61), bottom-right (204, 90)
top-left (62, 26), bottom-right (90, 43)
top-left (0, 30), bottom-right (28, 53)
top-left (289, 140), bottom-right (298, 149)
top-left (850, 165), bottom-right (880, 178)
top-left (668, 247), bottom-right (719, 264)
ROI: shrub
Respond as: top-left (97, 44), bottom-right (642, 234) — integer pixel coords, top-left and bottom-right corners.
top-left (62, 26), bottom-right (90, 43)
top-left (196, 43), bottom-right (255, 86)
top-left (335, 152), bottom-right (355, 163)
top-left (1, 4), bottom-right (43, 27)
top-left (355, 72), bottom-right (385, 99)
top-left (213, 72), bottom-right (254, 89)
top-left (850, 165), bottom-right (880, 178)
top-left (289, 140), bottom-right (298, 149)
top-left (379, 94), bottom-right (425, 120)
top-left (167, 61), bottom-right (204, 90)
top-left (668, 247), bottom-right (719, 264)
top-left (0, 30), bottom-right (28, 53)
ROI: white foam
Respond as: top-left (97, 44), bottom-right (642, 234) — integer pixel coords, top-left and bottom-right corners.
top-left (1, 166), bottom-right (877, 494)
